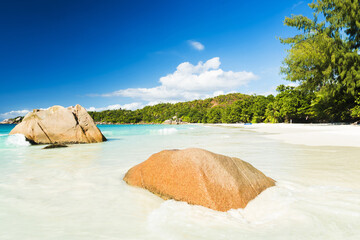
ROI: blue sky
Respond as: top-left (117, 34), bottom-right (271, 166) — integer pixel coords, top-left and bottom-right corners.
top-left (0, 0), bottom-right (313, 120)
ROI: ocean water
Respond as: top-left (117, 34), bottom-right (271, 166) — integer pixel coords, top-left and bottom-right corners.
top-left (0, 124), bottom-right (359, 240)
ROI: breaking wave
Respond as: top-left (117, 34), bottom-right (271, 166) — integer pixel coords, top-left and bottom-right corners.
top-left (6, 134), bottom-right (30, 146)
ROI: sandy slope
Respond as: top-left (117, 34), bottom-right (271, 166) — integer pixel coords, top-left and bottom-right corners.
top-left (217, 123), bottom-right (360, 147)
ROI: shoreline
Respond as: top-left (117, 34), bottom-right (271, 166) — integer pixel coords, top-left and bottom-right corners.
top-left (96, 122), bottom-right (360, 148)
top-left (3, 122), bottom-right (360, 148)
top-left (212, 123), bottom-right (360, 148)
top-left (95, 122), bottom-right (190, 125)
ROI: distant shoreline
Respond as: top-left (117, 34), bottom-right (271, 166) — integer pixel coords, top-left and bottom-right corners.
top-left (2, 123), bottom-right (359, 148)
top-left (95, 122), bottom-right (190, 125)
top-left (94, 122), bottom-right (359, 126)
top-left (2, 122), bottom-right (358, 126)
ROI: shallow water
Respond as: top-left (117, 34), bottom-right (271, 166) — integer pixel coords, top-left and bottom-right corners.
top-left (0, 124), bottom-right (359, 240)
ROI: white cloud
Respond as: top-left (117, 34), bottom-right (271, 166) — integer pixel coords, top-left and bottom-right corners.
top-left (0, 110), bottom-right (30, 121)
top-left (188, 40), bottom-right (205, 51)
top-left (213, 90), bottom-right (225, 97)
top-left (291, 1), bottom-right (303, 10)
top-left (87, 102), bottom-right (143, 112)
top-left (159, 57), bottom-right (256, 91)
top-left (101, 57), bottom-right (257, 103)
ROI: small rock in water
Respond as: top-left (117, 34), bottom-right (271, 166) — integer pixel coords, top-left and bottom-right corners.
top-left (43, 144), bottom-right (68, 149)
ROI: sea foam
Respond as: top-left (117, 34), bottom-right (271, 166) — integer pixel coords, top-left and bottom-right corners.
top-left (6, 134), bottom-right (30, 146)
top-left (156, 128), bottom-right (178, 135)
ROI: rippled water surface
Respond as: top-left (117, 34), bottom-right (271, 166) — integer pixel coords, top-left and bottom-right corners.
top-left (0, 124), bottom-right (359, 240)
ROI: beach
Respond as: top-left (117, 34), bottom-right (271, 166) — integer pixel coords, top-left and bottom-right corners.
top-left (0, 123), bottom-right (359, 239)
top-left (218, 123), bottom-right (360, 147)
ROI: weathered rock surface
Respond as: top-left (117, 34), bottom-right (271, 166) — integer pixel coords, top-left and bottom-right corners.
top-left (10, 104), bottom-right (106, 144)
top-left (123, 148), bottom-right (275, 212)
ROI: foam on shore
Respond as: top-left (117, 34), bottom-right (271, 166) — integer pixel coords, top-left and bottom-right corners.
top-left (6, 134), bottom-right (30, 146)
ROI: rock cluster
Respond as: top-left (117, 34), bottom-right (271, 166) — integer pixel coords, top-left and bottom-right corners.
top-left (163, 116), bottom-right (185, 125)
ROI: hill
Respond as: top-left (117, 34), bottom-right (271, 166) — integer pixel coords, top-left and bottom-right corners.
top-left (89, 85), bottom-right (360, 124)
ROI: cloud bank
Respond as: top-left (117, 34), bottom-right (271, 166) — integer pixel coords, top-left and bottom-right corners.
top-left (0, 103), bottom-right (144, 121)
top-left (87, 102), bottom-right (143, 112)
top-left (0, 110), bottom-right (30, 121)
top-left (102, 57), bottom-right (257, 103)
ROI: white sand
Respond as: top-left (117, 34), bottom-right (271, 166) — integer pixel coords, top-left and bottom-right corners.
top-left (217, 123), bottom-right (360, 147)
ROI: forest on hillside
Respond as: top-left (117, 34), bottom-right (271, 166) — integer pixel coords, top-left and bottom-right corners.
top-left (91, 0), bottom-right (360, 124)
top-left (88, 84), bottom-right (358, 124)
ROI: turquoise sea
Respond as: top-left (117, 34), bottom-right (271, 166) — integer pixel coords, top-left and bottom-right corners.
top-left (0, 124), bottom-right (359, 240)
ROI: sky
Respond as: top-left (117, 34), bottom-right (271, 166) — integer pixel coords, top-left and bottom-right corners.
top-left (0, 0), bottom-right (313, 120)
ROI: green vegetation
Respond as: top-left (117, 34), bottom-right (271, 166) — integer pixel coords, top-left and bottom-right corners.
top-left (89, 93), bottom-right (273, 124)
top-left (280, 0), bottom-right (360, 122)
top-left (1, 116), bottom-right (24, 124)
top-left (88, 90), bottom-right (308, 124)
top-left (90, 0), bottom-right (360, 124)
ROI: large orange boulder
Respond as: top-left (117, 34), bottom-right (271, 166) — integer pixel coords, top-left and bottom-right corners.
top-left (124, 148), bottom-right (275, 212)
top-left (10, 104), bottom-right (106, 144)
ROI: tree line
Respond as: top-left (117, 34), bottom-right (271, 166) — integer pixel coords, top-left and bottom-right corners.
top-left (88, 85), bottom-right (358, 124)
